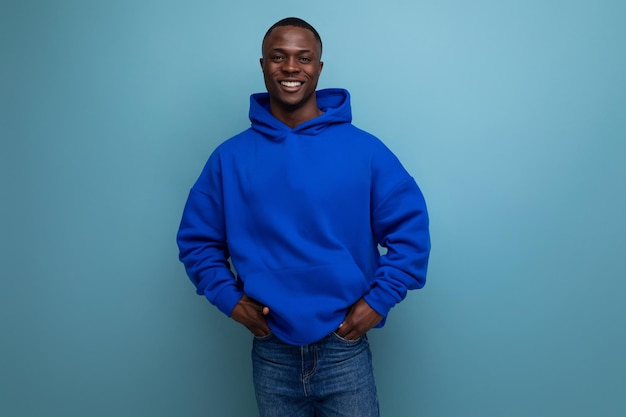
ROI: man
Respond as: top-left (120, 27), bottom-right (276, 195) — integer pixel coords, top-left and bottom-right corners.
top-left (177, 17), bottom-right (430, 417)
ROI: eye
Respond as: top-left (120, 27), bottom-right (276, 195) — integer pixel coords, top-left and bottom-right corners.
top-left (271, 55), bottom-right (285, 62)
top-left (299, 57), bottom-right (312, 63)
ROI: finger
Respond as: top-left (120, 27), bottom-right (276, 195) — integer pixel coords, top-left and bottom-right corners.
top-left (258, 322), bottom-right (271, 336)
top-left (336, 323), bottom-right (355, 339)
top-left (341, 330), bottom-right (359, 341)
top-left (250, 316), bottom-right (270, 335)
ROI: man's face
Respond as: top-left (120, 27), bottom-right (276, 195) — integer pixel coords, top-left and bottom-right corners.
top-left (260, 25), bottom-right (323, 113)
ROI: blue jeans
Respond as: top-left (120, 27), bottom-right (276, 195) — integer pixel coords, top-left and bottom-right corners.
top-left (251, 332), bottom-right (380, 417)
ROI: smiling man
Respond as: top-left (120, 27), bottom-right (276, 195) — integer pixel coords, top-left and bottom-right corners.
top-left (177, 17), bottom-right (430, 417)
top-left (260, 22), bottom-right (324, 127)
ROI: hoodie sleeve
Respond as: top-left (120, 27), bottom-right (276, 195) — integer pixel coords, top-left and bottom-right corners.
top-left (363, 143), bottom-right (431, 318)
top-left (176, 152), bottom-right (243, 316)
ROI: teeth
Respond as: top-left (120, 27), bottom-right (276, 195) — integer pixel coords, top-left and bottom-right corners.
top-left (281, 81), bottom-right (302, 87)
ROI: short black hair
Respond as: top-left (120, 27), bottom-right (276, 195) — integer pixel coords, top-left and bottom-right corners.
top-left (262, 17), bottom-right (323, 56)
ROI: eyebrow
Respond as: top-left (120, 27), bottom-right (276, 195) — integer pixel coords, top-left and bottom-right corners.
top-left (266, 47), bottom-right (315, 55)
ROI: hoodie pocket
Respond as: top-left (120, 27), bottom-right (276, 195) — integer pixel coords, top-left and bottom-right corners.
top-left (241, 262), bottom-right (370, 343)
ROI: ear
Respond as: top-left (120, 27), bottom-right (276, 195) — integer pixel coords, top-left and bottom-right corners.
top-left (319, 61), bottom-right (324, 73)
top-left (259, 58), bottom-right (264, 69)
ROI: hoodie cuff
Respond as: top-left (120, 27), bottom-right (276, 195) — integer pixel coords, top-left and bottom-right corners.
top-left (209, 286), bottom-right (244, 317)
top-left (363, 288), bottom-right (395, 320)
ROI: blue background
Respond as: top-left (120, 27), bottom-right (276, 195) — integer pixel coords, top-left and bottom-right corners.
top-left (2, 1), bottom-right (625, 416)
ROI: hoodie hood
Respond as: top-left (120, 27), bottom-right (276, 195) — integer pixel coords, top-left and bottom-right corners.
top-left (249, 88), bottom-right (352, 140)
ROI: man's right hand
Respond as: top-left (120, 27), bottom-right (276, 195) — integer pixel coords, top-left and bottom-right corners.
top-left (230, 295), bottom-right (271, 337)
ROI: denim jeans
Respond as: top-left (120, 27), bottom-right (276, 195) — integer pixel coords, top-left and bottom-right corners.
top-left (252, 332), bottom-right (380, 417)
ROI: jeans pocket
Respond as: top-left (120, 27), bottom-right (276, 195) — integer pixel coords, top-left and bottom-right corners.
top-left (253, 332), bottom-right (274, 341)
top-left (331, 331), bottom-right (362, 344)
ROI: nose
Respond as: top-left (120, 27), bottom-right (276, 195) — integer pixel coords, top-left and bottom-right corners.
top-left (282, 56), bottom-right (300, 74)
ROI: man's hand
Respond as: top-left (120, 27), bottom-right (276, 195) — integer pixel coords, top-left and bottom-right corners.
top-left (335, 298), bottom-right (383, 341)
top-left (230, 295), bottom-right (271, 337)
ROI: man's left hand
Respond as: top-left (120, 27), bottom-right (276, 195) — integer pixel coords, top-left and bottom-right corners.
top-left (335, 298), bottom-right (383, 341)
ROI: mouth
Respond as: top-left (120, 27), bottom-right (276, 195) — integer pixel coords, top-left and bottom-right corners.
top-left (280, 80), bottom-right (303, 88)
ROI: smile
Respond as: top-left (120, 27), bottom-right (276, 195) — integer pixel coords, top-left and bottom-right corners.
top-left (281, 81), bottom-right (302, 87)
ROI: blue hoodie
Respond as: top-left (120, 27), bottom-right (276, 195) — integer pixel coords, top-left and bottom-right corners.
top-left (177, 88), bottom-right (430, 345)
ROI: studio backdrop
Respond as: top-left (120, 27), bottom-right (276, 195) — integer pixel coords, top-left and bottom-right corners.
top-left (2, 1), bottom-right (625, 416)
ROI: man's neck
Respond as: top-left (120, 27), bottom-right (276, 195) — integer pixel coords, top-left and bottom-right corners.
top-left (270, 102), bottom-right (323, 129)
